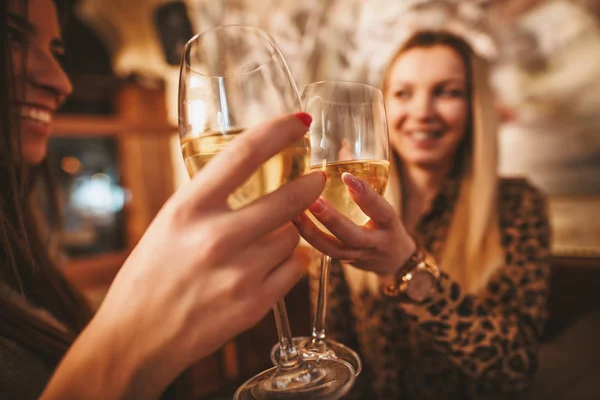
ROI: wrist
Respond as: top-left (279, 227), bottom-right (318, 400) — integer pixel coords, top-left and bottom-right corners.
top-left (379, 236), bottom-right (417, 283)
top-left (380, 245), bottom-right (441, 304)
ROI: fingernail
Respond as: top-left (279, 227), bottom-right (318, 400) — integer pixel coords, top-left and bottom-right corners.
top-left (307, 170), bottom-right (326, 183)
top-left (342, 172), bottom-right (362, 193)
top-left (309, 197), bottom-right (325, 215)
top-left (295, 112), bottom-right (312, 127)
top-left (293, 213), bottom-right (305, 224)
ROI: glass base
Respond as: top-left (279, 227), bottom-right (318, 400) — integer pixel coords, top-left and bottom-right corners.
top-left (234, 358), bottom-right (355, 400)
top-left (271, 337), bottom-right (362, 377)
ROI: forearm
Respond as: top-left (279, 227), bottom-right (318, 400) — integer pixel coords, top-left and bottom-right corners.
top-left (41, 314), bottom-right (178, 400)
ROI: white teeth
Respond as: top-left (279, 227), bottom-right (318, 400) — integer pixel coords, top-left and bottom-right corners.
top-left (412, 131), bottom-right (438, 141)
top-left (20, 107), bottom-right (52, 124)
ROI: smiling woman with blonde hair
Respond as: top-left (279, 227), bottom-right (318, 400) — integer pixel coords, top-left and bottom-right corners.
top-left (296, 30), bottom-right (551, 399)
top-left (381, 32), bottom-right (505, 294)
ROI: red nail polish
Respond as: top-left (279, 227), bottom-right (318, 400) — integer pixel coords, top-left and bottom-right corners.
top-left (293, 213), bottom-right (305, 224)
top-left (309, 197), bottom-right (325, 214)
top-left (295, 112), bottom-right (312, 127)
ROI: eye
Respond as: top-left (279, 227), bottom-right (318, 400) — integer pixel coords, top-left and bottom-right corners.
top-left (436, 87), bottom-right (465, 98)
top-left (393, 89), bottom-right (411, 100)
top-left (52, 46), bottom-right (66, 63)
top-left (7, 26), bottom-right (28, 48)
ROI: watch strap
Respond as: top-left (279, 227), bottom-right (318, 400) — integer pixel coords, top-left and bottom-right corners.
top-left (381, 245), bottom-right (440, 302)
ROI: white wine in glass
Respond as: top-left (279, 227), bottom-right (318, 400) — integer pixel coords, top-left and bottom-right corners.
top-left (272, 81), bottom-right (390, 377)
top-left (309, 159), bottom-right (389, 233)
top-left (179, 26), bottom-right (356, 400)
top-left (182, 128), bottom-right (310, 208)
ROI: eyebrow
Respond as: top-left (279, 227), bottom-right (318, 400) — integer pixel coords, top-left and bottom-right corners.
top-left (390, 78), bottom-right (466, 87)
top-left (7, 12), bottom-right (37, 34)
top-left (8, 12), bottom-right (66, 54)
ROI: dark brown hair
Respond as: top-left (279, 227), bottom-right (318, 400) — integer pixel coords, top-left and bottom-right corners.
top-left (0, 0), bottom-right (90, 367)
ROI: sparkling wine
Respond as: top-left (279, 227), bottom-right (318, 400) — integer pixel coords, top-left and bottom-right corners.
top-left (181, 128), bottom-right (310, 209)
top-left (309, 160), bottom-right (389, 232)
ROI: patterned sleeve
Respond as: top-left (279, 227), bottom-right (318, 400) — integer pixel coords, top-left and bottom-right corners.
top-left (400, 181), bottom-right (551, 395)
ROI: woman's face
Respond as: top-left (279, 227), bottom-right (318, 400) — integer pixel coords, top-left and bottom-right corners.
top-left (8, 0), bottom-right (72, 165)
top-left (384, 45), bottom-right (469, 171)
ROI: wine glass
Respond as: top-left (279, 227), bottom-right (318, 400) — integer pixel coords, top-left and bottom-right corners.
top-left (271, 81), bottom-right (390, 376)
top-left (179, 26), bottom-right (355, 400)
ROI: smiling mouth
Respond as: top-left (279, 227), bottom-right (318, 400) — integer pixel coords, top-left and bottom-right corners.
top-left (410, 130), bottom-right (443, 141)
top-left (20, 105), bottom-right (52, 125)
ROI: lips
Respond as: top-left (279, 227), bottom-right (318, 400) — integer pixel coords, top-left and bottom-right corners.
top-left (404, 129), bottom-right (445, 150)
top-left (20, 104), bottom-right (53, 124)
top-left (411, 130), bottom-right (443, 141)
top-left (18, 103), bottom-right (55, 137)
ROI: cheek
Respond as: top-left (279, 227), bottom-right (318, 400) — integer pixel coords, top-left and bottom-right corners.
top-left (20, 127), bottom-right (49, 165)
top-left (437, 101), bottom-right (468, 134)
top-left (385, 102), bottom-right (407, 128)
top-left (10, 50), bottom-right (26, 100)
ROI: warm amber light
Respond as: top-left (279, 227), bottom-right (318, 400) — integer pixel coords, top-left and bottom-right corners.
top-left (61, 156), bottom-right (82, 175)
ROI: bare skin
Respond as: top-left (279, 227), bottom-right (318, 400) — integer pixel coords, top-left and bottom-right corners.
top-left (295, 46), bottom-right (470, 281)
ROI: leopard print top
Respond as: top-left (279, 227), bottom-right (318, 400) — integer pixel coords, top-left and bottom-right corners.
top-left (310, 178), bottom-right (551, 399)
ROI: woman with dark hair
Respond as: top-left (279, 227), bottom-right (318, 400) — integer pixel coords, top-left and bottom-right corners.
top-left (296, 31), bottom-right (551, 399)
top-left (0, 0), bottom-right (325, 398)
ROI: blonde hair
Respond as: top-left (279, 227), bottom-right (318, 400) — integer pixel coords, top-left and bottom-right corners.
top-left (344, 31), bottom-right (504, 296)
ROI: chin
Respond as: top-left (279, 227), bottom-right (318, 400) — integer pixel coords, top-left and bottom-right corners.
top-left (398, 145), bottom-right (462, 172)
top-left (407, 158), bottom-right (447, 170)
top-left (22, 144), bottom-right (48, 165)
top-left (20, 124), bottom-right (51, 165)
top-left (400, 150), bottom-right (449, 170)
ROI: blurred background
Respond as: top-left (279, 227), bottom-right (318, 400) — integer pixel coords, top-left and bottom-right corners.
top-left (52, 0), bottom-right (599, 398)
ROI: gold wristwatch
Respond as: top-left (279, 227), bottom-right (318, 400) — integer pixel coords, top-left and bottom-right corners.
top-left (381, 246), bottom-right (441, 303)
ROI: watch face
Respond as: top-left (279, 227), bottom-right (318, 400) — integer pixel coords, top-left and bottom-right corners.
top-left (407, 269), bottom-right (435, 303)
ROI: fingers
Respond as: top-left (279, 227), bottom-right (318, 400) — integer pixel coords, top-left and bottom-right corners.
top-left (185, 113), bottom-right (312, 208)
top-left (230, 170), bottom-right (326, 245)
top-left (307, 196), bottom-right (373, 248)
top-left (293, 212), bottom-right (364, 260)
top-left (256, 254), bottom-right (303, 308)
top-left (240, 223), bottom-right (300, 278)
top-left (341, 172), bottom-right (397, 228)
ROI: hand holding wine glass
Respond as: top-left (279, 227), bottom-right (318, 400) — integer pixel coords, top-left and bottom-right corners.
top-left (292, 81), bottom-right (416, 278)
top-left (180, 25), bottom-right (356, 400)
top-left (295, 171), bottom-right (417, 279)
top-left (271, 81), bottom-right (392, 376)
top-left (288, 82), bottom-right (417, 283)
top-left (42, 115), bottom-right (326, 400)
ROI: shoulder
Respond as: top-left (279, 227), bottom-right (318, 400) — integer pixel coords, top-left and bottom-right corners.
top-left (0, 336), bottom-right (50, 399)
top-left (499, 177), bottom-right (547, 206)
top-left (497, 178), bottom-right (551, 250)
top-left (498, 177), bottom-right (548, 218)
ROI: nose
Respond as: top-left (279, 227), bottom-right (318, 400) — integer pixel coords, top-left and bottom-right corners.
top-left (28, 46), bottom-right (73, 105)
top-left (407, 91), bottom-right (435, 121)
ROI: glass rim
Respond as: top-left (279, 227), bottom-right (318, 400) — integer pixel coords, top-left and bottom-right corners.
top-left (302, 80), bottom-right (384, 106)
top-left (182, 24), bottom-right (279, 79)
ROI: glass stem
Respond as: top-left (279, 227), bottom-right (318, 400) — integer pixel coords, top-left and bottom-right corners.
top-left (311, 253), bottom-right (331, 349)
top-left (273, 298), bottom-right (302, 370)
